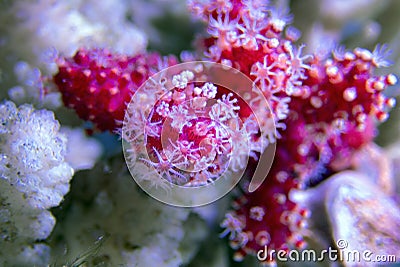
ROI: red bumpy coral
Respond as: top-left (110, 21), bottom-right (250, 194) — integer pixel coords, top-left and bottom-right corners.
top-left (53, 48), bottom-right (178, 132)
top-left (189, 0), bottom-right (310, 140)
top-left (189, 0), bottom-right (397, 264)
top-left (126, 70), bottom-right (261, 187)
top-left (188, 0), bottom-right (311, 263)
top-left (293, 48), bottom-right (396, 173)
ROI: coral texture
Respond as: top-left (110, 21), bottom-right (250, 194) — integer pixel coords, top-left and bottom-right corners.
top-left (188, 0), bottom-right (397, 264)
top-left (54, 48), bottom-right (178, 131)
top-left (50, 162), bottom-right (207, 267)
top-left (189, 0), bottom-right (310, 140)
top-left (0, 100), bottom-right (74, 266)
top-left (123, 68), bottom-right (264, 187)
top-left (37, 0), bottom-right (399, 265)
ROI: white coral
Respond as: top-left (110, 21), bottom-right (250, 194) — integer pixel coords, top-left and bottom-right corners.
top-left (50, 162), bottom-right (207, 267)
top-left (8, 61), bottom-right (62, 109)
top-left (60, 127), bottom-right (102, 171)
top-left (0, 100), bottom-right (74, 266)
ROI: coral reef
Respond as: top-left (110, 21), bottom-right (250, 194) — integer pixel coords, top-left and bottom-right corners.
top-left (0, 0), bottom-right (399, 266)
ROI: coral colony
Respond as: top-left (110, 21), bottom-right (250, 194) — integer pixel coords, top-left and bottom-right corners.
top-left (54, 49), bottom-right (178, 132)
top-left (124, 76), bottom-right (258, 187)
top-left (1, 0), bottom-right (399, 266)
top-left (53, 0), bottom-right (396, 264)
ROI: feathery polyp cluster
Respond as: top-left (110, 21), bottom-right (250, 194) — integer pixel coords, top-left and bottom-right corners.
top-left (221, 174), bottom-right (309, 263)
top-left (123, 65), bottom-right (268, 188)
top-left (296, 47), bottom-right (397, 170)
top-left (188, 0), bottom-right (398, 264)
top-left (189, 0), bottom-right (312, 141)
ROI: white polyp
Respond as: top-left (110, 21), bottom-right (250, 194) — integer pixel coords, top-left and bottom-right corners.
top-left (387, 74), bottom-right (397, 85)
top-left (172, 73), bottom-right (188, 89)
top-left (268, 38), bottom-right (280, 48)
top-left (276, 171), bottom-right (289, 183)
top-left (387, 98), bottom-right (396, 108)
top-left (271, 18), bottom-right (286, 32)
top-left (274, 193), bottom-right (287, 204)
top-left (285, 26), bottom-right (301, 42)
top-left (332, 118), bottom-right (346, 132)
top-left (83, 69), bottom-right (91, 77)
top-left (280, 210), bottom-right (292, 225)
top-left (233, 252), bottom-right (245, 262)
top-left (220, 213), bottom-right (244, 239)
top-left (373, 80), bottom-right (385, 91)
top-left (310, 96), bottom-right (323, 108)
top-left (352, 104), bottom-right (364, 116)
top-left (343, 87), bottom-right (357, 102)
top-left (255, 230), bottom-right (271, 246)
top-left (249, 206), bottom-right (266, 221)
top-left (156, 101), bottom-right (170, 117)
top-left (344, 52), bottom-right (356, 61)
top-left (181, 70), bottom-right (195, 81)
top-left (201, 82), bottom-right (218, 98)
top-left (326, 65), bottom-right (339, 77)
top-left (193, 86), bottom-right (202, 95)
top-left (356, 113), bottom-right (367, 123)
top-left (221, 59), bottom-right (233, 69)
top-left (297, 144), bottom-right (309, 157)
top-left (359, 49), bottom-right (373, 61)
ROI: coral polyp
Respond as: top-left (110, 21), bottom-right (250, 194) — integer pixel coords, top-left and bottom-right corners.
top-left (189, 0), bottom-right (311, 140)
top-left (219, 45), bottom-right (397, 265)
top-left (294, 47), bottom-right (396, 173)
top-left (2, 0), bottom-right (399, 266)
top-left (186, 0), bottom-right (398, 264)
top-left (123, 68), bottom-right (264, 187)
top-left (54, 48), bottom-right (178, 132)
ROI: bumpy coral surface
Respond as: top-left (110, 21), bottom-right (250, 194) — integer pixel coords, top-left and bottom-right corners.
top-left (293, 47), bottom-right (396, 173)
top-left (46, 0), bottom-right (399, 265)
top-left (189, 0), bottom-right (310, 140)
top-left (188, 0), bottom-right (397, 264)
top-left (54, 48), bottom-right (178, 132)
top-left (123, 67), bottom-right (265, 187)
top-left (0, 100), bottom-right (74, 266)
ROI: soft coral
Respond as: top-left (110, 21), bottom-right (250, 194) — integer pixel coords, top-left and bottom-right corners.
top-left (54, 48), bottom-right (177, 132)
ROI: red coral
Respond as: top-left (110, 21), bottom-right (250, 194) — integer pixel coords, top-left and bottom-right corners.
top-left (53, 48), bottom-right (178, 132)
top-left (291, 48), bottom-right (396, 172)
top-left (220, 118), bottom-right (311, 263)
top-left (219, 51), bottom-right (396, 264)
top-left (221, 164), bottom-right (309, 263)
top-left (51, 1), bottom-right (397, 264)
top-left (220, 48), bottom-right (396, 264)
top-left (124, 66), bottom-right (264, 187)
top-left (189, 0), bottom-right (397, 264)
top-left (189, 0), bottom-right (310, 140)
